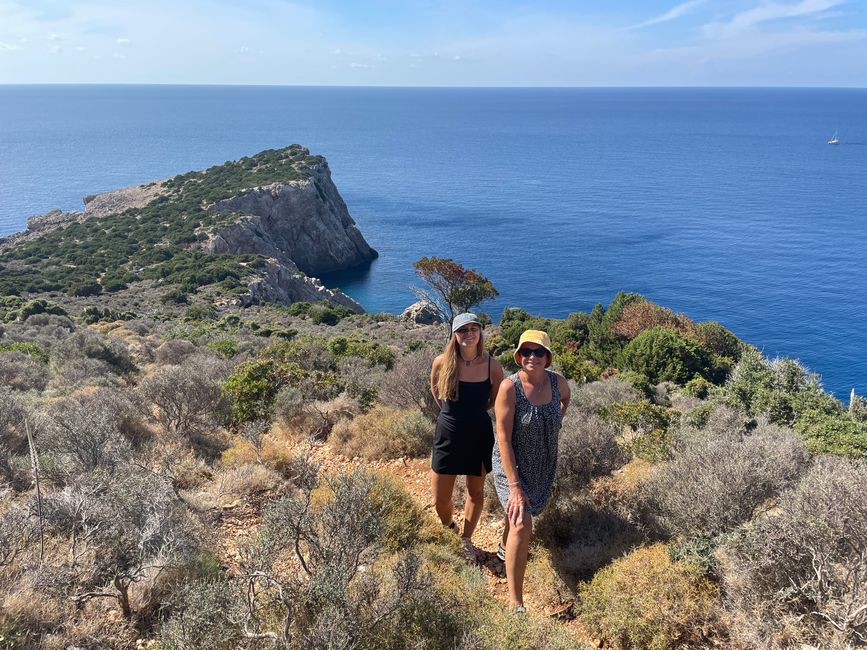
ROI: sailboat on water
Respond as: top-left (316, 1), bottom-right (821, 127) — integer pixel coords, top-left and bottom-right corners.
top-left (828, 130), bottom-right (840, 145)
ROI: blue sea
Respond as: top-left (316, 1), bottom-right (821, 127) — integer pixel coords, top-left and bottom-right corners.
top-left (1, 85), bottom-right (865, 399)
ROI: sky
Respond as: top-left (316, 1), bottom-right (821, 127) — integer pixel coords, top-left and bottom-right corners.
top-left (1, 0), bottom-right (866, 86)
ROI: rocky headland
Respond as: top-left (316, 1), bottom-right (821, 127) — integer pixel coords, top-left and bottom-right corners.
top-left (0, 146), bottom-right (376, 311)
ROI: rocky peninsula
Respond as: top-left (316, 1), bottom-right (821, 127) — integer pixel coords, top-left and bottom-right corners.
top-left (0, 146), bottom-right (376, 311)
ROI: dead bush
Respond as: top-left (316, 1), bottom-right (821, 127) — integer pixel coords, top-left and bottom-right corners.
top-left (212, 462), bottom-right (281, 500)
top-left (720, 456), bottom-right (867, 648)
top-left (154, 338), bottom-right (198, 365)
top-left (571, 378), bottom-right (643, 416)
top-left (378, 348), bottom-right (439, 421)
top-left (0, 352), bottom-right (48, 392)
top-left (40, 391), bottom-right (132, 479)
top-left (642, 421), bottom-right (809, 539)
top-left (50, 328), bottom-right (136, 385)
top-left (331, 406), bottom-right (434, 460)
top-left (274, 390), bottom-right (358, 440)
top-left (554, 412), bottom-right (627, 497)
top-left (578, 544), bottom-right (720, 650)
top-left (138, 353), bottom-right (230, 456)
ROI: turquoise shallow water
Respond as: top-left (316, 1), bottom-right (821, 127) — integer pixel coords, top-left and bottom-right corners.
top-left (1, 85), bottom-right (865, 399)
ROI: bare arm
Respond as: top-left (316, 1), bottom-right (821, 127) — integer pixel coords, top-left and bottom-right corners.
top-left (556, 372), bottom-right (571, 418)
top-left (430, 355), bottom-right (443, 410)
top-left (487, 356), bottom-right (505, 410)
top-left (494, 379), bottom-right (526, 526)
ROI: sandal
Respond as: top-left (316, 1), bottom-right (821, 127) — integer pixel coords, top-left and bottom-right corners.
top-left (447, 521), bottom-right (458, 532)
top-left (497, 543), bottom-right (506, 561)
top-left (511, 605), bottom-right (526, 615)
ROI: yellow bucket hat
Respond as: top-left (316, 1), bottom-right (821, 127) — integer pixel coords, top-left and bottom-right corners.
top-left (514, 329), bottom-right (552, 367)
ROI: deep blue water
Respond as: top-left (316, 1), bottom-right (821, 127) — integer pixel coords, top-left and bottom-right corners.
top-left (1, 85), bottom-right (865, 399)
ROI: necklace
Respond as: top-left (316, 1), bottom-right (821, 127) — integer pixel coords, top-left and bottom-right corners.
top-left (462, 352), bottom-right (480, 366)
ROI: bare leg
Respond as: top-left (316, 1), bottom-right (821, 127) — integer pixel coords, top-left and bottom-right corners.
top-left (505, 511), bottom-right (532, 608)
top-left (431, 471), bottom-right (458, 527)
top-left (462, 469), bottom-right (486, 540)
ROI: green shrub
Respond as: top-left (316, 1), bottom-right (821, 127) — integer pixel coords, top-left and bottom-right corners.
top-left (207, 338), bottom-right (239, 359)
top-left (184, 304), bottom-right (217, 322)
top-left (795, 410), bottom-right (867, 458)
top-left (599, 400), bottom-right (672, 461)
top-left (327, 335), bottom-right (395, 370)
top-left (682, 376), bottom-right (713, 399)
top-left (578, 544), bottom-right (719, 650)
top-left (618, 327), bottom-right (709, 385)
top-left (0, 342), bottom-right (49, 363)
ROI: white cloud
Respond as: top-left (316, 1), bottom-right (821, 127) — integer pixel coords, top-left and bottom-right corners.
top-left (49, 33), bottom-right (61, 41)
top-left (332, 48), bottom-right (342, 55)
top-left (629, 0), bottom-right (706, 30)
top-left (75, 45), bottom-right (85, 51)
top-left (116, 37), bottom-right (132, 46)
top-left (49, 44), bottom-right (61, 54)
top-left (0, 41), bottom-right (23, 51)
top-left (704, 0), bottom-right (844, 38)
top-left (235, 45), bottom-right (250, 53)
top-left (113, 53), bottom-right (126, 59)
top-left (349, 62), bottom-right (369, 68)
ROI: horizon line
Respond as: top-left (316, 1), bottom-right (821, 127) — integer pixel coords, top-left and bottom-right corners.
top-left (1, 82), bottom-right (866, 90)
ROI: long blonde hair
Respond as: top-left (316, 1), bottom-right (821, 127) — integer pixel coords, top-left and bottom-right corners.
top-left (436, 330), bottom-right (485, 402)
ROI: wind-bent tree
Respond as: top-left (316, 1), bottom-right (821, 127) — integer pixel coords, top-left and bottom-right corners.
top-left (412, 256), bottom-right (498, 325)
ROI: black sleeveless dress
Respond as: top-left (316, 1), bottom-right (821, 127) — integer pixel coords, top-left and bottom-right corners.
top-left (431, 356), bottom-right (495, 476)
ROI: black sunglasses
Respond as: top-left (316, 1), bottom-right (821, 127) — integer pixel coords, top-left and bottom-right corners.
top-left (518, 347), bottom-right (548, 358)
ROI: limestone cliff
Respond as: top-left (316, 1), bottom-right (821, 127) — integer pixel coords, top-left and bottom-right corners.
top-left (204, 161), bottom-right (377, 276)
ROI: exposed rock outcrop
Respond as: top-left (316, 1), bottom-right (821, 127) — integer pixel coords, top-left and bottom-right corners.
top-left (401, 300), bottom-right (444, 325)
top-left (204, 161), bottom-right (377, 276)
top-left (0, 209), bottom-right (86, 251)
top-left (230, 259), bottom-right (363, 311)
top-left (83, 181), bottom-right (166, 218)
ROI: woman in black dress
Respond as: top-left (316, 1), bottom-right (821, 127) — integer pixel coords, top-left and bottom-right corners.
top-left (430, 312), bottom-right (504, 540)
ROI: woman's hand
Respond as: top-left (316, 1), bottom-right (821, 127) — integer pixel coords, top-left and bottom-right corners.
top-left (507, 483), bottom-right (527, 527)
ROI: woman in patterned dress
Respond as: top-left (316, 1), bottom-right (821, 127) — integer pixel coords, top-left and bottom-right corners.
top-left (430, 313), bottom-right (504, 541)
top-left (492, 329), bottom-right (571, 611)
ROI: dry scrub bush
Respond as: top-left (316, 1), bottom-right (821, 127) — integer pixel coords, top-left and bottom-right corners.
top-left (571, 378), bottom-right (643, 416)
top-left (40, 391), bottom-right (132, 480)
top-left (273, 389), bottom-right (358, 440)
top-left (536, 492), bottom-right (648, 585)
top-left (39, 470), bottom-right (203, 619)
top-left (378, 347), bottom-right (439, 421)
top-left (720, 456), bottom-right (867, 648)
top-left (159, 578), bottom-right (241, 650)
top-left (0, 584), bottom-right (73, 648)
top-left (235, 465), bottom-right (431, 648)
top-left (578, 543), bottom-right (720, 650)
top-left (49, 328), bottom-right (136, 389)
top-left (154, 338), bottom-right (198, 365)
top-left (643, 414), bottom-right (809, 539)
top-left (211, 462), bottom-right (281, 501)
top-left (331, 405), bottom-right (434, 460)
top-left (138, 353), bottom-right (230, 458)
top-left (0, 352), bottom-right (48, 391)
top-left (555, 412), bottom-right (627, 497)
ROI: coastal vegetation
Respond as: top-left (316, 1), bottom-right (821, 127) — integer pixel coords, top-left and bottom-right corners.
top-left (0, 145), bottom-right (321, 299)
top-left (1, 289), bottom-right (865, 649)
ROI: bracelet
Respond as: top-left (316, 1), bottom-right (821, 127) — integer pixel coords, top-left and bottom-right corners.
top-left (508, 481), bottom-right (520, 487)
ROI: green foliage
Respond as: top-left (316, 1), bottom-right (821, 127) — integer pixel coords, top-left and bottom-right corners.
top-left (327, 335), bottom-right (395, 370)
top-left (618, 327), bottom-right (710, 385)
top-left (81, 306), bottom-right (137, 324)
top-left (184, 304), bottom-right (217, 322)
top-left (207, 338), bottom-right (239, 359)
top-left (795, 411), bottom-right (867, 458)
top-left (0, 341), bottom-right (49, 363)
top-left (0, 297), bottom-right (67, 323)
top-left (413, 256), bottom-right (498, 321)
top-left (682, 376), bottom-right (713, 399)
top-left (0, 146), bottom-right (312, 297)
top-left (599, 400), bottom-right (673, 461)
top-left (309, 301), bottom-right (355, 325)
